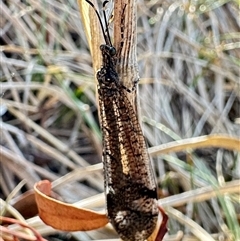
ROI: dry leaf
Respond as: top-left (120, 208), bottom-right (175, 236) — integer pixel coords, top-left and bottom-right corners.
top-left (10, 190), bottom-right (38, 219)
top-left (34, 180), bottom-right (108, 231)
top-left (147, 207), bottom-right (168, 241)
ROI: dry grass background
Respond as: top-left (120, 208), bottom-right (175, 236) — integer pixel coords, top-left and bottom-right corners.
top-left (1, 0), bottom-right (240, 240)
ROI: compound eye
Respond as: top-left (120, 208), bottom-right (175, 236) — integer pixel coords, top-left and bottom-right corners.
top-left (109, 47), bottom-right (116, 56)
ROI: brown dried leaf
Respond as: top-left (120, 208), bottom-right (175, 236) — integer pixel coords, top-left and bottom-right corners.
top-left (34, 180), bottom-right (108, 231)
top-left (147, 206), bottom-right (168, 241)
top-left (11, 190), bottom-right (38, 219)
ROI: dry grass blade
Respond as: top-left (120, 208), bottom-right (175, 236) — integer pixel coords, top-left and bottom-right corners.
top-left (77, 0), bottom-right (103, 72)
top-left (159, 180), bottom-right (240, 208)
top-left (149, 134), bottom-right (240, 156)
top-left (167, 206), bottom-right (215, 241)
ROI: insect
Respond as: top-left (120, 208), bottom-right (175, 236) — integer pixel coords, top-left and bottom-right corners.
top-left (85, 1), bottom-right (167, 240)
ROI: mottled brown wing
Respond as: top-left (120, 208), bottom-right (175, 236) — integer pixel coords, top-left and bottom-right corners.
top-left (98, 80), bottom-right (158, 241)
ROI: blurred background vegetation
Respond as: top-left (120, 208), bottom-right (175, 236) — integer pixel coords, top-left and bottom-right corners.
top-left (1, 0), bottom-right (240, 240)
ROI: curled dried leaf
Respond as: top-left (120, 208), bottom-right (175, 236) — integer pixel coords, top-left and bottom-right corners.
top-left (34, 180), bottom-right (108, 231)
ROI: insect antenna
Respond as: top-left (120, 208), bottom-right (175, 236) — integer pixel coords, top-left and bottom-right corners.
top-left (102, 1), bottom-right (113, 46)
top-left (85, 0), bottom-right (113, 46)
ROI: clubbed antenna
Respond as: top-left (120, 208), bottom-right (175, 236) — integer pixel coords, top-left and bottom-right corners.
top-left (102, 1), bottom-right (112, 46)
top-left (85, 0), bottom-right (112, 46)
